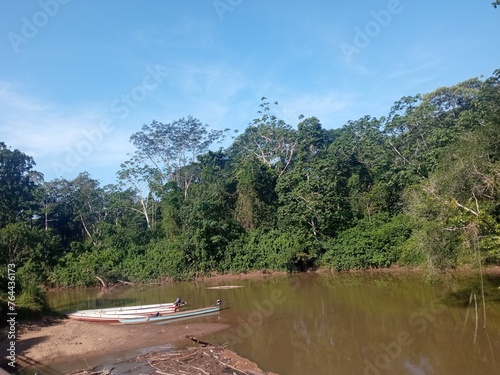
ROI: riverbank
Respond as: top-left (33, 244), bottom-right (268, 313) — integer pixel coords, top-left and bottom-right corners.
top-left (41, 265), bottom-right (500, 293)
top-left (1, 317), bottom-right (277, 374)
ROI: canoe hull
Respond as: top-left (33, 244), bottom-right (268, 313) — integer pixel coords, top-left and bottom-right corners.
top-left (119, 304), bottom-right (222, 324)
top-left (66, 300), bottom-right (221, 324)
top-left (69, 301), bottom-right (186, 315)
top-left (67, 315), bottom-right (123, 323)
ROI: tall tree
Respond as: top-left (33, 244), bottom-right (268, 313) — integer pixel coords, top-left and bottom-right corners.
top-left (177, 150), bottom-right (241, 272)
top-left (277, 149), bottom-right (352, 241)
top-left (231, 99), bottom-right (297, 177)
top-left (331, 116), bottom-right (395, 217)
top-left (69, 173), bottom-right (107, 245)
top-left (234, 156), bottom-right (277, 231)
top-left (119, 116), bottom-right (226, 227)
top-left (0, 142), bottom-right (40, 227)
top-left (36, 178), bottom-right (82, 248)
top-left (296, 116), bottom-right (329, 161)
top-left (117, 156), bottom-right (158, 228)
top-left (126, 116), bottom-right (225, 196)
top-left (384, 79), bottom-right (482, 182)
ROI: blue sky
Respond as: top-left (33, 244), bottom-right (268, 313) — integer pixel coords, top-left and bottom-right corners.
top-left (1, 0), bottom-right (499, 186)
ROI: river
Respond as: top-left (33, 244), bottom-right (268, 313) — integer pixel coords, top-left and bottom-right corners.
top-left (24, 270), bottom-right (500, 374)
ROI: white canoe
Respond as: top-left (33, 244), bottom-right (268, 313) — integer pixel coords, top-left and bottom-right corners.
top-left (67, 312), bottom-right (146, 323)
top-left (119, 300), bottom-right (222, 325)
top-left (69, 300), bottom-right (186, 316)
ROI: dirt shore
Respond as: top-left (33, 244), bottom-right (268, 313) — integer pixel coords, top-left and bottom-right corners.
top-left (1, 270), bottom-right (287, 374)
top-left (1, 317), bottom-right (277, 374)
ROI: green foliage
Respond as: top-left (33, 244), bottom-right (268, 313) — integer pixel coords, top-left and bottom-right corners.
top-left (2, 70), bottom-right (500, 287)
top-left (322, 214), bottom-right (415, 271)
top-left (0, 223), bottom-right (61, 286)
top-left (51, 247), bottom-right (123, 287)
top-left (223, 229), bottom-right (315, 272)
top-left (277, 150), bottom-right (353, 239)
top-left (0, 142), bottom-right (39, 227)
top-left (234, 157), bottom-right (277, 230)
top-left (16, 280), bottom-right (48, 315)
top-left (231, 98), bottom-right (296, 176)
top-left (477, 212), bottom-right (500, 261)
top-left (296, 116), bottom-right (329, 161)
top-left (401, 220), bottom-right (460, 269)
top-left (118, 238), bottom-right (191, 281)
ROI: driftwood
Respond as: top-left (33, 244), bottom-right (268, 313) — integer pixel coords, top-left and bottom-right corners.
top-left (185, 335), bottom-right (212, 346)
top-left (97, 278), bottom-right (135, 295)
top-left (118, 279), bottom-right (134, 286)
top-left (95, 276), bottom-right (107, 288)
top-left (66, 371), bottom-right (113, 375)
top-left (135, 345), bottom-right (266, 375)
top-left (66, 364), bottom-right (114, 375)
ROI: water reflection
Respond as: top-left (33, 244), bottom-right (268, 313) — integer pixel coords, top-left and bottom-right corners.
top-left (37, 272), bottom-right (500, 375)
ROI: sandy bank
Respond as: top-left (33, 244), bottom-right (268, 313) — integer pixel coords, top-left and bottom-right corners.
top-left (0, 317), bottom-right (276, 374)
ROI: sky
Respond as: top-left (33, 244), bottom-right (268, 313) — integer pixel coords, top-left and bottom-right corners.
top-left (1, 0), bottom-right (499, 186)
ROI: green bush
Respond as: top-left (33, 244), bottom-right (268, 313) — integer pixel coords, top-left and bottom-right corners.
top-left (223, 228), bottom-right (315, 272)
top-left (399, 220), bottom-right (460, 270)
top-left (321, 213), bottom-right (414, 271)
top-left (51, 246), bottom-right (124, 287)
top-left (121, 238), bottom-right (191, 281)
top-left (15, 278), bottom-right (49, 319)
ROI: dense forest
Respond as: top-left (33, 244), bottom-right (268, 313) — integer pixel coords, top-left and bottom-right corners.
top-left (1, 70), bottom-right (500, 304)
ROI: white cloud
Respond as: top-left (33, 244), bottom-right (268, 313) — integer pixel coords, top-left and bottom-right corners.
top-left (0, 82), bottom-right (48, 112)
top-left (0, 83), bottom-right (136, 182)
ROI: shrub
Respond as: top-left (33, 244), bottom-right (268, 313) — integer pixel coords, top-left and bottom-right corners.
top-left (321, 213), bottom-right (414, 271)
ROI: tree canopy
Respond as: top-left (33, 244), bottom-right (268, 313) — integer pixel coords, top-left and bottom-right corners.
top-left (1, 70), bottom-right (499, 288)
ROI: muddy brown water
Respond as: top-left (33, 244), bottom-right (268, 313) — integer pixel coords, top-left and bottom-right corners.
top-left (17, 271), bottom-right (500, 374)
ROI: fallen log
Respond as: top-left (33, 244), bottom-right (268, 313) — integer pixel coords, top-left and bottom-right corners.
top-left (185, 335), bottom-right (212, 347)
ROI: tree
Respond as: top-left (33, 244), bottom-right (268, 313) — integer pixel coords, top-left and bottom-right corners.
top-left (69, 173), bottom-right (108, 245)
top-left (125, 116), bottom-right (225, 196)
top-left (384, 79), bottom-right (482, 178)
top-left (36, 178), bottom-right (82, 248)
top-left (118, 116), bottom-right (226, 227)
top-left (234, 156), bottom-right (277, 231)
top-left (176, 151), bottom-right (241, 273)
top-left (37, 174), bottom-right (112, 248)
top-left (231, 99), bottom-right (296, 177)
top-left (403, 95), bottom-right (500, 266)
top-left (296, 116), bottom-right (329, 161)
top-left (0, 143), bottom-right (40, 227)
top-left (277, 149), bottom-right (353, 242)
top-left (381, 79), bottom-right (484, 215)
top-left (117, 156), bottom-right (158, 229)
top-left (330, 116), bottom-right (394, 217)
top-left (0, 222), bottom-right (61, 284)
